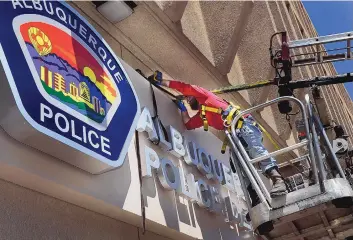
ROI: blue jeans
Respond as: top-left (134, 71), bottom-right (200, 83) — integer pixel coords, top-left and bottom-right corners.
top-left (236, 116), bottom-right (278, 173)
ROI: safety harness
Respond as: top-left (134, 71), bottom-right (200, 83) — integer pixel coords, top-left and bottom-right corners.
top-left (199, 102), bottom-right (248, 154)
top-left (199, 100), bottom-right (281, 154)
top-left (200, 103), bottom-right (243, 130)
top-left (138, 69), bottom-right (281, 156)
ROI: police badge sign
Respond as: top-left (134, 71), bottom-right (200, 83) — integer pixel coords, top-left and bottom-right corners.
top-left (0, 0), bottom-right (140, 173)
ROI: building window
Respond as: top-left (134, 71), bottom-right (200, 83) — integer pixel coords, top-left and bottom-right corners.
top-left (40, 66), bottom-right (53, 88)
top-left (92, 96), bottom-right (101, 113)
top-left (70, 82), bottom-right (78, 97)
top-left (54, 73), bottom-right (66, 92)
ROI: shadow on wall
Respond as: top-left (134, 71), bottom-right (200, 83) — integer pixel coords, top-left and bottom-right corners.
top-left (198, 2), bottom-right (244, 70)
top-left (142, 158), bottom-right (251, 240)
top-left (156, 177), bottom-right (180, 232)
top-left (143, 169), bottom-right (181, 231)
top-left (176, 194), bottom-right (197, 227)
top-left (95, 153), bottom-right (132, 208)
top-left (0, 119), bottom-right (134, 211)
top-left (224, 1), bottom-right (313, 143)
top-left (193, 202), bottom-right (244, 240)
top-left (0, 178), bottom-right (141, 240)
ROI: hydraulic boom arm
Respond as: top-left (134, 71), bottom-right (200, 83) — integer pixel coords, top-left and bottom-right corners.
top-left (211, 73), bottom-right (353, 94)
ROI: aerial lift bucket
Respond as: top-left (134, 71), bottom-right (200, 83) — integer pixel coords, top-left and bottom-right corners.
top-left (225, 95), bottom-right (353, 239)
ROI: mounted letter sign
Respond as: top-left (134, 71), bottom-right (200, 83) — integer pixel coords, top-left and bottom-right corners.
top-left (0, 0), bottom-right (140, 173)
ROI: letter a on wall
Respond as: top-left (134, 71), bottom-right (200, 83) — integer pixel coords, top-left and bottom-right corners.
top-left (0, 1), bottom-right (140, 174)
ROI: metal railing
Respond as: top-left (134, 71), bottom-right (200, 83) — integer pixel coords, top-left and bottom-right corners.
top-left (226, 95), bottom-right (346, 210)
top-left (249, 140), bottom-right (308, 165)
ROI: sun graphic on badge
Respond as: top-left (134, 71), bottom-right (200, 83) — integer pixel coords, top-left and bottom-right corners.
top-left (19, 22), bottom-right (119, 129)
top-left (28, 27), bottom-right (52, 56)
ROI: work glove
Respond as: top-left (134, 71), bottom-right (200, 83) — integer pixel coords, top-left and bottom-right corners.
top-left (147, 70), bottom-right (163, 85)
top-left (173, 99), bottom-right (187, 112)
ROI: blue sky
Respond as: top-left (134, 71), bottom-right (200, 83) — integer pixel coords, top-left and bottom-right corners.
top-left (303, 1), bottom-right (353, 99)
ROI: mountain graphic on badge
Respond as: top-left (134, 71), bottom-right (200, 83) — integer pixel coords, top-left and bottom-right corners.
top-left (20, 22), bottom-right (118, 125)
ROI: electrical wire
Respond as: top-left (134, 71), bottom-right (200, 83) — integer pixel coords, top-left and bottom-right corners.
top-left (135, 130), bottom-right (146, 235)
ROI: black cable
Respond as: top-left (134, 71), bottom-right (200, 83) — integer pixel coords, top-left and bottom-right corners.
top-left (135, 130), bottom-right (146, 235)
top-left (150, 84), bottom-right (159, 120)
top-left (269, 32), bottom-right (285, 68)
top-left (135, 69), bottom-right (176, 145)
top-left (285, 114), bottom-right (293, 130)
top-left (149, 84), bottom-right (161, 145)
top-left (149, 84), bottom-right (170, 144)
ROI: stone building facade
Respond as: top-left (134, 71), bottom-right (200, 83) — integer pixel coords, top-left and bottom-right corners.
top-left (0, 1), bottom-right (352, 240)
top-left (72, 1), bottom-right (353, 160)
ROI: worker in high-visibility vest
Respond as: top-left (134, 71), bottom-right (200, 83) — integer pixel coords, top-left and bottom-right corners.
top-left (149, 71), bottom-right (287, 212)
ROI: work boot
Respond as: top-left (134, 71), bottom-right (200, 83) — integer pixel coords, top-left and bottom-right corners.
top-left (246, 184), bottom-right (261, 222)
top-left (267, 167), bottom-right (288, 197)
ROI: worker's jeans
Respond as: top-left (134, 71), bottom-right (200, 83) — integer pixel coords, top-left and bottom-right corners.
top-left (236, 116), bottom-right (278, 175)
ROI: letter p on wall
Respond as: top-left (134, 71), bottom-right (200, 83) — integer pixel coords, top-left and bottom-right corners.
top-left (143, 146), bottom-right (160, 178)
